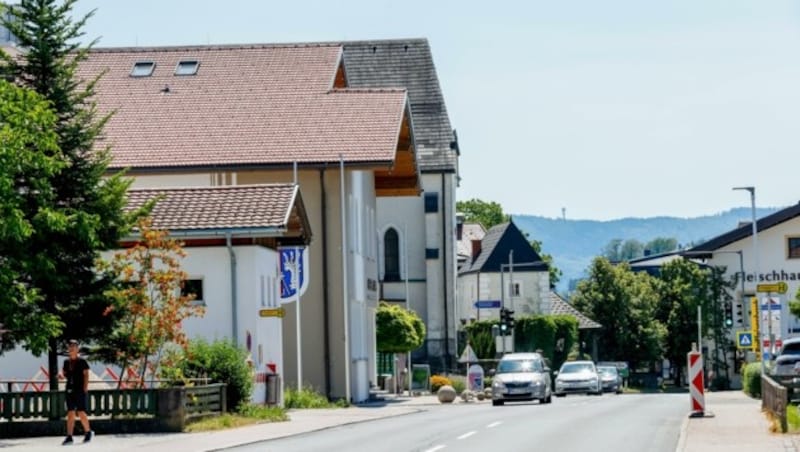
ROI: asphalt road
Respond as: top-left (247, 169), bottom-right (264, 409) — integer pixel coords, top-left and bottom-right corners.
top-left (226, 392), bottom-right (688, 452)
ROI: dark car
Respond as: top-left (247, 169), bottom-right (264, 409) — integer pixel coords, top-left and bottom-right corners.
top-left (771, 337), bottom-right (800, 388)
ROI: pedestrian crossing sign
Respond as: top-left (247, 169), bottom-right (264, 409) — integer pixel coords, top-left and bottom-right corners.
top-left (737, 331), bottom-right (754, 349)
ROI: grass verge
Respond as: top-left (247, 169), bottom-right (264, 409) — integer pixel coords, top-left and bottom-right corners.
top-left (285, 387), bottom-right (349, 408)
top-left (185, 405), bottom-right (288, 432)
top-left (787, 404), bottom-right (800, 433)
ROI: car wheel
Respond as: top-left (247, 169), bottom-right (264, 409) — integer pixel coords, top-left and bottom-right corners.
top-left (492, 400), bottom-right (504, 406)
top-left (555, 393), bottom-right (566, 398)
top-left (543, 393), bottom-right (552, 404)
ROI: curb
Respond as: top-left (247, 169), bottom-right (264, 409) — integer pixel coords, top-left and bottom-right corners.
top-left (206, 407), bottom-right (427, 451)
top-left (674, 415), bottom-right (689, 452)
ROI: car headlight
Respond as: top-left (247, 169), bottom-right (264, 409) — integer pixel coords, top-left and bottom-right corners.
top-left (493, 380), bottom-right (505, 388)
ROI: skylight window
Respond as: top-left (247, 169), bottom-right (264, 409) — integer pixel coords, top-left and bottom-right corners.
top-left (130, 61), bottom-right (155, 77)
top-left (174, 60), bottom-right (199, 76)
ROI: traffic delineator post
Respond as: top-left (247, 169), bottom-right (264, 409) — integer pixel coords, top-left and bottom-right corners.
top-left (688, 348), bottom-right (705, 418)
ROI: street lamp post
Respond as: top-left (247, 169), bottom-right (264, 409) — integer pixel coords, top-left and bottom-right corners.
top-left (734, 186), bottom-right (764, 372)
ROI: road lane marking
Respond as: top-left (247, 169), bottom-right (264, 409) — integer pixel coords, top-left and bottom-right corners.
top-left (457, 431), bottom-right (476, 440)
top-left (424, 446), bottom-right (446, 452)
top-left (487, 421), bottom-right (502, 429)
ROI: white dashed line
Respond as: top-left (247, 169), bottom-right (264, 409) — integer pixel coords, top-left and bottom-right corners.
top-left (457, 431), bottom-right (476, 440)
top-left (424, 445), bottom-right (446, 452)
top-left (487, 421), bottom-right (502, 429)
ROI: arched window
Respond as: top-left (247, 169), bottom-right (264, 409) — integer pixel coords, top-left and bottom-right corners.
top-left (384, 228), bottom-right (400, 281)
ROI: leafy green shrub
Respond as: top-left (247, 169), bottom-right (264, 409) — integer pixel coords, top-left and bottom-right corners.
top-left (182, 338), bottom-right (254, 411)
top-left (483, 376), bottom-right (493, 387)
top-left (237, 403), bottom-right (288, 421)
top-left (450, 377), bottom-right (466, 395)
top-left (284, 387), bottom-right (347, 408)
top-left (742, 362), bottom-right (762, 398)
top-left (430, 375), bottom-right (452, 393)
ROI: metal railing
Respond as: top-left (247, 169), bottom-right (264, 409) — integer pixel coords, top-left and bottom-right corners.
top-left (761, 374), bottom-right (789, 433)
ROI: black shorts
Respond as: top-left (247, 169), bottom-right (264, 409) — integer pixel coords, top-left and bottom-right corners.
top-left (65, 392), bottom-right (88, 412)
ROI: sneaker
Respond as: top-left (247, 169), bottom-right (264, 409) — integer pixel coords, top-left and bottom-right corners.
top-left (62, 436), bottom-right (73, 445)
top-left (83, 431), bottom-right (94, 443)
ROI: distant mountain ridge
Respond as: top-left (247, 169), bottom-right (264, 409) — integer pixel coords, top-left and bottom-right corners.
top-left (512, 207), bottom-right (782, 292)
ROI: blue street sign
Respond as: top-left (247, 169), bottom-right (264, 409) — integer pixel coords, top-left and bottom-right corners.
top-left (737, 332), bottom-right (753, 349)
top-left (474, 300), bottom-right (501, 309)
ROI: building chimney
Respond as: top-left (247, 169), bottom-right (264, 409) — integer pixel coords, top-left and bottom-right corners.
top-left (456, 213), bottom-right (465, 240)
top-left (471, 239), bottom-right (482, 262)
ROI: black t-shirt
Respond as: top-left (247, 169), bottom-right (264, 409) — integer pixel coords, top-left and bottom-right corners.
top-left (63, 358), bottom-right (90, 394)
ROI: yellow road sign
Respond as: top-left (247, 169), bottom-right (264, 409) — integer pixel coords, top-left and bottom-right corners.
top-left (750, 297), bottom-right (760, 357)
top-left (736, 331), bottom-right (754, 349)
top-left (259, 307), bottom-right (285, 318)
top-left (756, 282), bottom-right (788, 294)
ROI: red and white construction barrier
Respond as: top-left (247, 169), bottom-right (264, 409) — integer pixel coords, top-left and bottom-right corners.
top-left (687, 349), bottom-right (705, 417)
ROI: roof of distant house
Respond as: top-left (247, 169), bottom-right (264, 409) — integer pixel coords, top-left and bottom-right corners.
top-left (459, 221), bottom-right (548, 274)
top-left (125, 183), bottom-right (311, 243)
top-left (78, 44), bottom-right (408, 170)
top-left (548, 292), bottom-right (602, 330)
top-left (690, 202), bottom-right (800, 252)
top-left (342, 38), bottom-right (457, 173)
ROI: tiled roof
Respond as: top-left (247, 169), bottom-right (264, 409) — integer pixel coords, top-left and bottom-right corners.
top-left (79, 44), bottom-right (408, 169)
top-left (689, 202), bottom-right (800, 252)
top-left (459, 221), bottom-right (548, 274)
top-left (125, 184), bottom-right (300, 232)
top-left (342, 39), bottom-right (457, 173)
top-left (548, 292), bottom-right (602, 330)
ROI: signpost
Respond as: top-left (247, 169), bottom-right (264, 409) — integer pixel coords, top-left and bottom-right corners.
top-left (760, 296), bottom-right (781, 360)
top-left (750, 297), bottom-right (760, 359)
top-left (736, 331), bottom-right (753, 349)
top-left (757, 282), bottom-right (788, 294)
top-left (259, 307), bottom-right (285, 318)
top-left (474, 300), bottom-right (501, 309)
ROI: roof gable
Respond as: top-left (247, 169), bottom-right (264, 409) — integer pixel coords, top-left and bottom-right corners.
top-left (342, 39), bottom-right (457, 173)
top-left (79, 44), bottom-right (409, 170)
top-left (690, 203), bottom-right (800, 252)
top-left (549, 292), bottom-right (601, 330)
top-left (461, 221), bottom-right (548, 274)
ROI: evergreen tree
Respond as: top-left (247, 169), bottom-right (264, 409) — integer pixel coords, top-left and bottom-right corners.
top-left (0, 0), bottom-right (138, 391)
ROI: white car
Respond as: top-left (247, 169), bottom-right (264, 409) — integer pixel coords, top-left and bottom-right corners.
top-left (554, 361), bottom-right (602, 397)
top-left (491, 353), bottom-right (552, 406)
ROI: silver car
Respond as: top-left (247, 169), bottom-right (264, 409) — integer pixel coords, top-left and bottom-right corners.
top-left (597, 365), bottom-right (623, 394)
top-left (491, 353), bottom-right (552, 406)
top-left (554, 360), bottom-right (602, 397)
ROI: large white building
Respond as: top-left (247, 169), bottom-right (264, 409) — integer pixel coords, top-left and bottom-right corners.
top-left (342, 39), bottom-right (460, 371)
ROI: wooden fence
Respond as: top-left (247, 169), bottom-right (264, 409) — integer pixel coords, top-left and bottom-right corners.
top-left (761, 374), bottom-right (789, 433)
top-left (0, 383), bottom-right (226, 437)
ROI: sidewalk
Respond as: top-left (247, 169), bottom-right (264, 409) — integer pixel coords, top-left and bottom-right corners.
top-left (0, 394), bottom-right (440, 452)
top-left (676, 390), bottom-right (798, 452)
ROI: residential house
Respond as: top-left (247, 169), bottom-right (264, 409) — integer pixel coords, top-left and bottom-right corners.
top-left (78, 43), bottom-right (420, 402)
top-left (457, 222), bottom-right (550, 322)
top-left (342, 39), bottom-right (460, 371)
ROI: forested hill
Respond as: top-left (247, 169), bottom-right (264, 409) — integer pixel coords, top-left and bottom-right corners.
top-left (512, 207), bottom-right (781, 292)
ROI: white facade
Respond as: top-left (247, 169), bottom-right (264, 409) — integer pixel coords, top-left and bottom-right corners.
top-left (457, 270), bottom-right (550, 322)
top-left (376, 171), bottom-right (458, 369)
top-left (1, 245), bottom-right (285, 405)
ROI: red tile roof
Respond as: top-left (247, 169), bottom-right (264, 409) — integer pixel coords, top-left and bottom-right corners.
top-left (126, 184), bottom-right (300, 231)
top-left (79, 44), bottom-right (408, 170)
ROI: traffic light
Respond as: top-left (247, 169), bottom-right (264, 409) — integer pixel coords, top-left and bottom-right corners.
top-left (499, 308), bottom-right (509, 335)
top-left (724, 302), bottom-right (733, 327)
top-left (734, 302), bottom-right (744, 326)
top-left (506, 309), bottom-right (515, 333)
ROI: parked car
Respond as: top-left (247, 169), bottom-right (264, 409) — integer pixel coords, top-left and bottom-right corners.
top-left (554, 360), bottom-right (602, 397)
top-left (490, 353), bottom-right (552, 406)
top-left (771, 337), bottom-right (800, 388)
top-left (597, 365), bottom-right (623, 394)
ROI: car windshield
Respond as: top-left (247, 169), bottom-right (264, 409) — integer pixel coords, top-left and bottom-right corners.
top-left (560, 363), bottom-right (594, 374)
top-left (597, 367), bottom-right (618, 376)
top-left (782, 343), bottom-right (800, 356)
top-left (497, 359), bottom-right (543, 373)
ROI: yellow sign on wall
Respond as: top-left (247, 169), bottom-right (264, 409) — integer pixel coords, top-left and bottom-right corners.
top-left (259, 308), bottom-right (285, 318)
top-left (756, 282), bottom-right (788, 294)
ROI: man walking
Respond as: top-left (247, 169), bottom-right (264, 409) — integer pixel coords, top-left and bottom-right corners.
top-left (62, 339), bottom-right (94, 445)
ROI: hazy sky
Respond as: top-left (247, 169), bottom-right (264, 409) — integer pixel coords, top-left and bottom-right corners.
top-left (69, 0), bottom-right (800, 220)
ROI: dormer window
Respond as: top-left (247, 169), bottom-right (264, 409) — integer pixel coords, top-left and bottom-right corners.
top-left (130, 61), bottom-right (155, 77)
top-left (175, 60), bottom-right (199, 76)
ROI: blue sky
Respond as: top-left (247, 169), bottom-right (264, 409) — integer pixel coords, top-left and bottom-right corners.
top-left (70, 0), bottom-right (800, 220)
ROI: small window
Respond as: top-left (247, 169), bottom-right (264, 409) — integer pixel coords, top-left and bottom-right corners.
top-left (509, 282), bottom-right (521, 297)
top-left (182, 279), bottom-right (204, 304)
top-left (424, 192), bottom-right (439, 213)
top-left (383, 228), bottom-right (400, 281)
top-left (789, 237), bottom-right (800, 259)
top-left (130, 61), bottom-right (155, 77)
top-left (175, 59), bottom-right (199, 76)
top-left (425, 248), bottom-right (439, 259)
